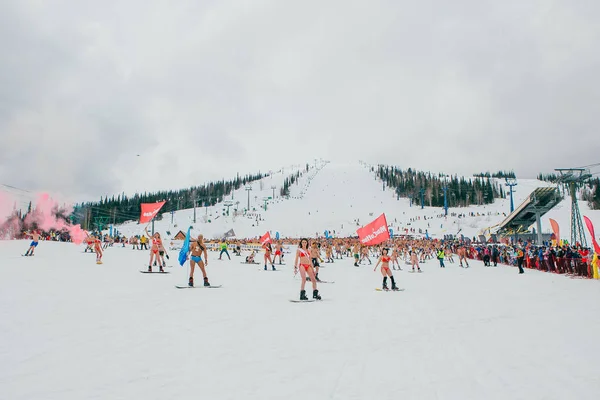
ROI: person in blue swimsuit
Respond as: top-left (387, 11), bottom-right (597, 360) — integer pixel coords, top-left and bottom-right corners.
top-left (24, 230), bottom-right (41, 256)
top-left (189, 234), bottom-right (209, 287)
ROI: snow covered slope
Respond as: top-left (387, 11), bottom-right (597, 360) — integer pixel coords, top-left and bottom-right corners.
top-left (115, 161), bottom-right (600, 243)
top-left (1, 240), bottom-right (599, 400)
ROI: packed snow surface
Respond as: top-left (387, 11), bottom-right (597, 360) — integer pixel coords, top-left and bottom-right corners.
top-left (2, 240), bottom-right (600, 400)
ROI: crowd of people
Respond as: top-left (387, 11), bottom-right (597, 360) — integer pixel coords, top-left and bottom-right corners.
top-left (18, 228), bottom-right (600, 300)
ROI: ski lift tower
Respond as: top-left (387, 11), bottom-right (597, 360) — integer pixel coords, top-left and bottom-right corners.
top-left (505, 178), bottom-right (518, 213)
top-left (223, 201), bottom-right (234, 216)
top-left (555, 168), bottom-right (592, 247)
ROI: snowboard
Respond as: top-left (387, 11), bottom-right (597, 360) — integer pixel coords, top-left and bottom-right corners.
top-left (259, 269), bottom-right (281, 271)
top-left (289, 299), bottom-right (316, 303)
top-left (375, 288), bottom-right (405, 292)
top-left (175, 285), bottom-right (222, 289)
top-left (241, 262), bottom-right (260, 265)
top-left (140, 271), bottom-right (170, 274)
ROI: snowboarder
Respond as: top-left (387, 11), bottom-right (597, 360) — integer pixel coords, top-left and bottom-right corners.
top-left (189, 234), bottom-right (210, 286)
top-left (294, 238), bottom-right (321, 300)
top-left (263, 242), bottom-right (275, 270)
top-left (145, 228), bottom-right (164, 272)
top-left (374, 248), bottom-right (399, 290)
top-left (94, 236), bottom-right (103, 264)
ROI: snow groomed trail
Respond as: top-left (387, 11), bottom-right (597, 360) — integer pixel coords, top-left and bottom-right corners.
top-left (2, 240), bottom-right (600, 400)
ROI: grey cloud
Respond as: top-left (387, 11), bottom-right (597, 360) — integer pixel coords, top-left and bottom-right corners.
top-left (1, 0), bottom-right (599, 202)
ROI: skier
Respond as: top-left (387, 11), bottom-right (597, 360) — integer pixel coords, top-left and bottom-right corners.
top-left (374, 248), bottom-right (399, 290)
top-left (189, 234), bottom-right (210, 286)
top-left (294, 238), bottom-right (321, 300)
top-left (23, 230), bottom-right (41, 256)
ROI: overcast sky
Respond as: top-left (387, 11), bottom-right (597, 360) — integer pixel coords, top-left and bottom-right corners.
top-left (1, 0), bottom-right (599, 202)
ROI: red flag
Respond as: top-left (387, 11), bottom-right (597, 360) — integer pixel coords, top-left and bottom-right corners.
top-left (583, 216), bottom-right (600, 254)
top-left (140, 201), bottom-right (166, 224)
top-left (549, 218), bottom-right (560, 243)
top-left (357, 213), bottom-right (390, 246)
top-left (260, 232), bottom-right (272, 245)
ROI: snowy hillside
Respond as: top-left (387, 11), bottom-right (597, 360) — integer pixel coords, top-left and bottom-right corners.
top-left (115, 161), bottom-right (600, 243)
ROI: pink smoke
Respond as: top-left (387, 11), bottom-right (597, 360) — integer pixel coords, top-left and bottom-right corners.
top-left (24, 193), bottom-right (69, 231)
top-left (0, 191), bottom-right (14, 221)
top-left (1, 191), bottom-right (87, 243)
top-left (70, 224), bottom-right (88, 245)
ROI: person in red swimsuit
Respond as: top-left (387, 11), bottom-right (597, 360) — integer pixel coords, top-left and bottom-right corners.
top-left (94, 235), bottom-right (103, 264)
top-left (263, 242), bottom-right (275, 271)
top-left (273, 242), bottom-right (283, 265)
top-left (374, 248), bottom-right (399, 290)
top-left (294, 238), bottom-right (321, 300)
top-left (145, 228), bottom-right (164, 272)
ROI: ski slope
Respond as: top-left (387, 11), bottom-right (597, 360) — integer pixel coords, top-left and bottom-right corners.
top-left (1, 240), bottom-right (599, 400)
top-left (116, 161), bottom-right (600, 244)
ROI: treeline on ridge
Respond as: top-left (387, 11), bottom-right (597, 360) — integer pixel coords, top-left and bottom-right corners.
top-left (72, 172), bottom-right (266, 230)
top-left (376, 166), bottom-right (504, 208)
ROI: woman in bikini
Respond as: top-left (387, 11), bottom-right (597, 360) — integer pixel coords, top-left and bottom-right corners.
top-left (374, 248), bottom-right (399, 290)
top-left (94, 235), bottom-right (103, 264)
top-left (390, 245), bottom-right (401, 270)
top-left (145, 228), bottom-right (164, 272)
top-left (189, 234), bottom-right (209, 287)
top-left (263, 242), bottom-right (275, 270)
top-left (294, 238), bottom-right (321, 300)
top-left (410, 249), bottom-right (421, 272)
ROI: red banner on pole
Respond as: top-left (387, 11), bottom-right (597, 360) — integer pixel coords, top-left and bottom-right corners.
top-left (260, 232), bottom-right (272, 245)
top-left (583, 216), bottom-right (600, 254)
top-left (549, 218), bottom-right (560, 243)
top-left (140, 201), bottom-right (166, 224)
top-left (357, 213), bottom-right (390, 246)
